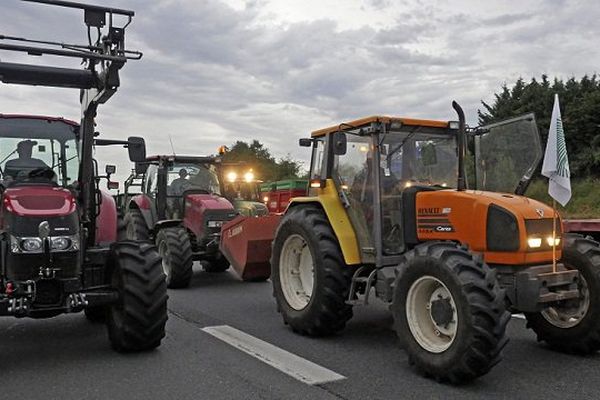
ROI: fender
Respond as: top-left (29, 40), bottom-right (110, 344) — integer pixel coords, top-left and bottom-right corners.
top-left (129, 194), bottom-right (154, 229)
top-left (287, 179), bottom-right (362, 265)
top-left (96, 190), bottom-right (117, 245)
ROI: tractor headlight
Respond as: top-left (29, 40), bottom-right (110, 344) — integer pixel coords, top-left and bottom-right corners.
top-left (227, 172), bottom-right (237, 182)
top-left (10, 234), bottom-right (79, 253)
top-left (207, 220), bottom-right (224, 228)
top-left (527, 237), bottom-right (542, 249)
top-left (51, 237), bottom-right (71, 251)
top-left (244, 171), bottom-right (254, 182)
top-left (546, 236), bottom-right (560, 247)
top-left (21, 238), bottom-right (43, 252)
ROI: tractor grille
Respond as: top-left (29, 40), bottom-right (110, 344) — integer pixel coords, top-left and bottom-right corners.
top-left (487, 204), bottom-right (520, 252)
top-left (34, 279), bottom-right (62, 306)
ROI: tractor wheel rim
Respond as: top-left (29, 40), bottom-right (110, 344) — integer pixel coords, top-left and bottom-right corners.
top-left (158, 240), bottom-right (171, 280)
top-left (406, 275), bottom-right (458, 353)
top-left (279, 234), bottom-right (314, 311)
top-left (541, 271), bottom-right (590, 329)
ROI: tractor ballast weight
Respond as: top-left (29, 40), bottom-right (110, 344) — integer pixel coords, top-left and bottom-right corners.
top-left (0, 0), bottom-right (167, 352)
top-left (268, 103), bottom-right (600, 384)
top-left (220, 214), bottom-right (281, 281)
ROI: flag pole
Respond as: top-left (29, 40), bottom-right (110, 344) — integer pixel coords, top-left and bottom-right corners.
top-left (552, 198), bottom-right (557, 273)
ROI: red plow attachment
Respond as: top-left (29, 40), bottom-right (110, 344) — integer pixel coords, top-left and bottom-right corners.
top-left (220, 214), bottom-right (281, 281)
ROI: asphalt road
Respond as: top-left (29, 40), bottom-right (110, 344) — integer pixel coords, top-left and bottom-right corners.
top-left (2, 264), bottom-right (600, 400)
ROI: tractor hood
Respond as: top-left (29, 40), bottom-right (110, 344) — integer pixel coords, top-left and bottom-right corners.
top-left (233, 199), bottom-right (269, 217)
top-left (415, 189), bottom-right (559, 265)
top-left (468, 190), bottom-right (555, 220)
top-left (2, 186), bottom-right (77, 217)
top-left (185, 193), bottom-right (235, 212)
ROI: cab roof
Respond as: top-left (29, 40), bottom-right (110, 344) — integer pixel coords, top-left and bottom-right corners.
top-left (311, 116), bottom-right (450, 138)
top-left (146, 155), bottom-right (219, 164)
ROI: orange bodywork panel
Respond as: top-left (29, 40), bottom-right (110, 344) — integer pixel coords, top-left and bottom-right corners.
top-left (415, 190), bottom-right (561, 265)
top-left (311, 116), bottom-right (450, 137)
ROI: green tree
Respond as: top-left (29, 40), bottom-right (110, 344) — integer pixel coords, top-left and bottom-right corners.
top-left (478, 75), bottom-right (600, 177)
top-left (221, 140), bottom-right (303, 181)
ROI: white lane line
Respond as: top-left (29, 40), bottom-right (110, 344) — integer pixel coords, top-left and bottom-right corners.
top-left (512, 313), bottom-right (526, 320)
top-left (202, 325), bottom-right (346, 385)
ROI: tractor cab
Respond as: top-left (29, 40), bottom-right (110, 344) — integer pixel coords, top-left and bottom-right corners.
top-left (304, 111), bottom-right (546, 266)
top-left (0, 116), bottom-right (79, 188)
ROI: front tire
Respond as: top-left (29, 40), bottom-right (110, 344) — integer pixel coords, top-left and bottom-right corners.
top-left (107, 241), bottom-right (168, 352)
top-left (525, 234), bottom-right (600, 354)
top-left (124, 208), bottom-right (149, 241)
top-left (392, 242), bottom-right (509, 384)
top-left (271, 205), bottom-right (356, 336)
top-left (203, 255), bottom-right (230, 273)
top-left (156, 227), bottom-right (194, 289)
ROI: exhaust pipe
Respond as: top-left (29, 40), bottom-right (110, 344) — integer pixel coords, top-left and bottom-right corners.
top-left (452, 101), bottom-right (467, 191)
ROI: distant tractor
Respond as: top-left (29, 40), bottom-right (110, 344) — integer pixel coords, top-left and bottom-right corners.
top-left (269, 103), bottom-right (600, 383)
top-left (123, 156), bottom-right (237, 288)
top-left (260, 180), bottom-right (308, 214)
top-left (222, 168), bottom-right (268, 217)
top-left (0, 1), bottom-right (167, 351)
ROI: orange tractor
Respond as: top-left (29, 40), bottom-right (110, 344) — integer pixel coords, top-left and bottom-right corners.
top-left (262, 102), bottom-right (600, 383)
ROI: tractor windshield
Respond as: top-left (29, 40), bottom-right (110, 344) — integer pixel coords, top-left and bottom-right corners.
top-left (473, 114), bottom-right (541, 194)
top-left (167, 162), bottom-right (221, 196)
top-left (0, 117), bottom-right (79, 187)
top-left (334, 129), bottom-right (458, 191)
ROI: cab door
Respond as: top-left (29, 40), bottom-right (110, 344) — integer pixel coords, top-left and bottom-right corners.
top-left (473, 114), bottom-right (542, 194)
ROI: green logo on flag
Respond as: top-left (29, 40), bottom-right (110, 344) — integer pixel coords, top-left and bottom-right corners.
top-left (556, 117), bottom-right (569, 178)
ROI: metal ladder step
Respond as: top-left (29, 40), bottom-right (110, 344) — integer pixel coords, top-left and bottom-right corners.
top-left (347, 266), bottom-right (377, 306)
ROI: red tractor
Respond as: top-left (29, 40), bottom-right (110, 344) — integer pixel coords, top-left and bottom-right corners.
top-left (123, 155), bottom-right (238, 288)
top-left (0, 1), bottom-right (167, 352)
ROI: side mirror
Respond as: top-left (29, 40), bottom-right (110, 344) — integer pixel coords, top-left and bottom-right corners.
top-left (105, 164), bottom-right (116, 175)
top-left (299, 138), bottom-right (312, 147)
top-left (127, 136), bottom-right (146, 162)
top-left (332, 132), bottom-right (347, 155)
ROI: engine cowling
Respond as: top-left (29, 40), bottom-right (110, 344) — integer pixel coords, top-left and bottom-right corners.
top-left (1, 185), bottom-right (81, 281)
top-left (183, 193), bottom-right (237, 245)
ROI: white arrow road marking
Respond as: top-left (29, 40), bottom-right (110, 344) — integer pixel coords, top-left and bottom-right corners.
top-left (202, 325), bottom-right (346, 385)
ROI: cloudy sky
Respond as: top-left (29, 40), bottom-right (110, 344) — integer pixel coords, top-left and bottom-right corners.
top-left (1, 0), bottom-right (598, 179)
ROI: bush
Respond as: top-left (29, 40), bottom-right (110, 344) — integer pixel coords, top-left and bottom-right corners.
top-left (526, 178), bottom-right (600, 218)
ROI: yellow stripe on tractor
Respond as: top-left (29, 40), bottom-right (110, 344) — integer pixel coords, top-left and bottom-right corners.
top-left (288, 179), bottom-right (362, 266)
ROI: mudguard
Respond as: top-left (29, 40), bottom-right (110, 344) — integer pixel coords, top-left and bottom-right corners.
top-left (96, 190), bottom-right (117, 245)
top-left (129, 194), bottom-right (154, 229)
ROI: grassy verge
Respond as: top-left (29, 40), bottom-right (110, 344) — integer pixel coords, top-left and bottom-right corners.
top-left (526, 178), bottom-right (600, 219)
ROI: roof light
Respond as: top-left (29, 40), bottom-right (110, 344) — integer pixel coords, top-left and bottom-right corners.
top-left (244, 171), bottom-right (255, 182)
top-left (449, 121), bottom-right (459, 130)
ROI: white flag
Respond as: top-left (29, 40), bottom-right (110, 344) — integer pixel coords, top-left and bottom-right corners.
top-left (541, 94), bottom-right (571, 206)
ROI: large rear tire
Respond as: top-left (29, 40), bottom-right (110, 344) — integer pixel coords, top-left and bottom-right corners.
top-left (392, 242), bottom-right (509, 384)
top-left (525, 234), bottom-right (600, 354)
top-left (271, 205), bottom-right (356, 336)
top-left (107, 241), bottom-right (168, 352)
top-left (156, 227), bottom-right (193, 289)
top-left (124, 208), bottom-right (149, 241)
